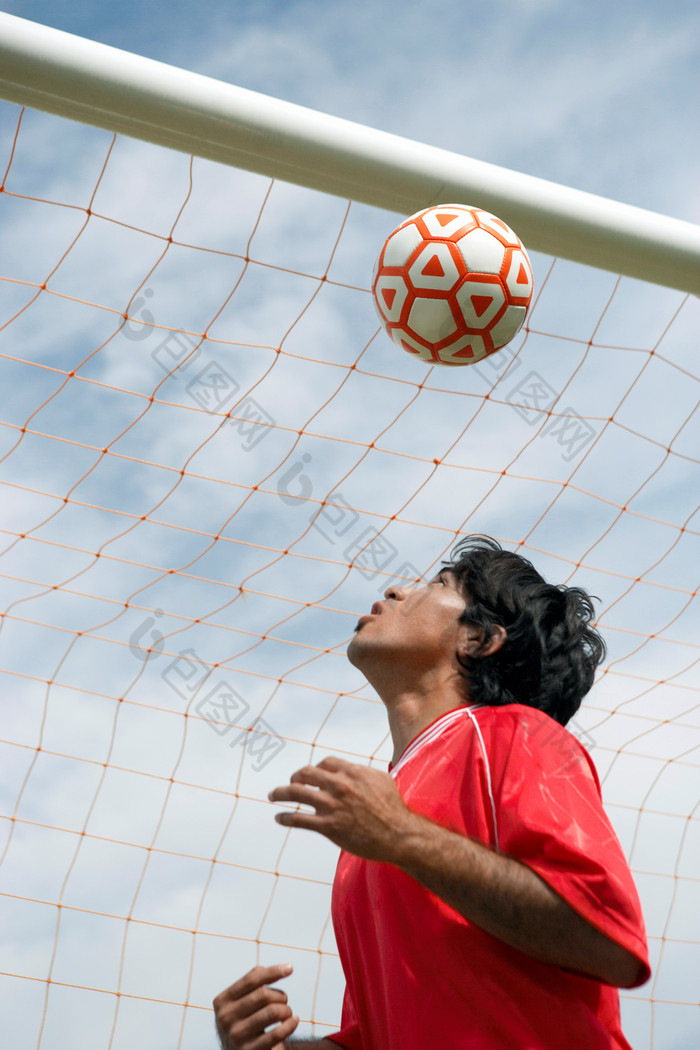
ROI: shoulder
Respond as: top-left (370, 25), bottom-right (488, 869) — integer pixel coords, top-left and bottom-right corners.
top-left (465, 704), bottom-right (599, 784)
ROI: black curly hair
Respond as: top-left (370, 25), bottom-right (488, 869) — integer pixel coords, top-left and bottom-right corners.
top-left (443, 536), bottom-right (606, 726)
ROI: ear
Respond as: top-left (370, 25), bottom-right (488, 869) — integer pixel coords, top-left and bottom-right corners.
top-left (459, 622), bottom-right (507, 660)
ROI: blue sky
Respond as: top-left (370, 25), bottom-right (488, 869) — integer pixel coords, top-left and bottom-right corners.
top-left (0, 3), bottom-right (698, 1049)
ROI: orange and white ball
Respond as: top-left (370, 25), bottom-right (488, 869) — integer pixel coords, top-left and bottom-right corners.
top-left (372, 204), bottom-right (534, 366)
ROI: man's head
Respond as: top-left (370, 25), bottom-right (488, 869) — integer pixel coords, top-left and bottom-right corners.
top-left (443, 535), bottom-right (606, 726)
top-left (348, 565), bottom-right (500, 692)
top-left (348, 535), bottom-right (605, 727)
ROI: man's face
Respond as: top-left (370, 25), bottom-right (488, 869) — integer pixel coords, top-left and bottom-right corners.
top-left (347, 570), bottom-right (471, 676)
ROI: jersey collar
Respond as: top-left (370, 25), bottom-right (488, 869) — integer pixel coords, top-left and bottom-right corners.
top-left (389, 704), bottom-right (482, 779)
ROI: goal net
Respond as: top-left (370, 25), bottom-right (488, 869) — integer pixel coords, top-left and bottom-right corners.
top-left (0, 17), bottom-right (698, 1050)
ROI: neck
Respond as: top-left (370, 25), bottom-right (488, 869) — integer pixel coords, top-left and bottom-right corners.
top-left (370, 671), bottom-right (470, 765)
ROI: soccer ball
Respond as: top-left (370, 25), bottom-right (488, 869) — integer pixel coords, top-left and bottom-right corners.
top-left (372, 204), bottom-right (534, 366)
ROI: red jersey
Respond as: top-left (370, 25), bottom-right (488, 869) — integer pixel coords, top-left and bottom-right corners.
top-left (328, 704), bottom-right (649, 1050)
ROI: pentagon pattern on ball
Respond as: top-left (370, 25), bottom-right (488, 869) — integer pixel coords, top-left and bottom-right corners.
top-left (372, 203), bottom-right (534, 367)
top-left (381, 221), bottom-right (423, 268)
top-left (373, 273), bottom-right (410, 323)
top-left (476, 211), bottom-right (522, 245)
top-left (408, 241), bottom-right (463, 292)
top-left (505, 249), bottom-right (534, 303)
top-left (457, 227), bottom-right (506, 276)
top-left (454, 276), bottom-right (506, 330)
top-left (416, 205), bottom-right (477, 240)
top-left (407, 295), bottom-right (460, 345)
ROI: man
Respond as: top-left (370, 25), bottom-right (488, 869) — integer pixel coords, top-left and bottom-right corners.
top-left (214, 536), bottom-right (650, 1049)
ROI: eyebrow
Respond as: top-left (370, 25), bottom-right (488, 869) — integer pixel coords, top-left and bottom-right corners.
top-left (438, 569), bottom-right (467, 598)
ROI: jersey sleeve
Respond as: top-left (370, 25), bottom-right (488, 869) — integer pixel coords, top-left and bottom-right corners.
top-left (490, 709), bottom-right (650, 985)
top-left (326, 985), bottom-right (363, 1049)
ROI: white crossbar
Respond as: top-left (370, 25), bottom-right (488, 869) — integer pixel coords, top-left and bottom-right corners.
top-left (1, 12), bottom-right (698, 293)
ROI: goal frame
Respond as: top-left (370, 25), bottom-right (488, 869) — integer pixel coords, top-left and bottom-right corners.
top-left (0, 11), bottom-right (699, 293)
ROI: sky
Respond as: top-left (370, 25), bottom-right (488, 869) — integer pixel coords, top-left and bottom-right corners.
top-left (0, 2), bottom-right (698, 1048)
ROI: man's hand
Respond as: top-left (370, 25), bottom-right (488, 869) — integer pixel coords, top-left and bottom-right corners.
top-left (213, 964), bottom-right (298, 1050)
top-left (269, 756), bottom-right (415, 861)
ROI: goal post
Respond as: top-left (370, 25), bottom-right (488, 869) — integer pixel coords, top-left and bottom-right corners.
top-left (0, 10), bottom-right (699, 292)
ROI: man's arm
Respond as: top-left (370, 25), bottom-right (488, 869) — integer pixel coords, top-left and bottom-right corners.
top-left (270, 758), bottom-right (646, 989)
top-left (389, 809), bottom-right (644, 987)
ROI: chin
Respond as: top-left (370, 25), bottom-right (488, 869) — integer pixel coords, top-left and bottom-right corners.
top-left (346, 631), bottom-right (368, 670)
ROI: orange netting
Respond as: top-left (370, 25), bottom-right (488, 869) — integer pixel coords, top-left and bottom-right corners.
top-left (0, 103), bottom-right (698, 1049)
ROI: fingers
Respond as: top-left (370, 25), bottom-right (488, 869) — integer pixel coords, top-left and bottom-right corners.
top-left (268, 782), bottom-right (329, 810)
top-left (221, 1002), bottom-right (296, 1050)
top-left (268, 760), bottom-right (363, 839)
top-left (289, 763), bottom-right (338, 790)
top-left (213, 965), bottom-right (299, 1050)
top-left (269, 758), bottom-right (353, 803)
top-left (316, 755), bottom-right (349, 772)
top-left (274, 808), bottom-right (325, 830)
top-left (222, 982), bottom-right (287, 1023)
top-left (268, 761), bottom-right (337, 809)
top-left (214, 963), bottom-right (291, 1007)
top-left (214, 1006), bottom-right (298, 1050)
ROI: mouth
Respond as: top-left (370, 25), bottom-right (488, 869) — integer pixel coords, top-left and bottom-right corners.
top-left (354, 601), bottom-right (384, 631)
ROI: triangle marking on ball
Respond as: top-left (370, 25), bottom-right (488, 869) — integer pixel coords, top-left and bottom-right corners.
top-left (517, 263), bottom-right (529, 285)
top-left (436, 212), bottom-right (459, 227)
top-left (471, 294), bottom-right (494, 318)
top-left (382, 287), bottom-right (397, 310)
top-left (421, 253), bottom-right (446, 278)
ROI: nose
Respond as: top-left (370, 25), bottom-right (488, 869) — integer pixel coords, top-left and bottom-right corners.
top-left (384, 585), bottom-right (409, 601)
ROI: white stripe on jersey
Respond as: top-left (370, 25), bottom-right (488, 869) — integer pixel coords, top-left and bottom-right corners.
top-left (463, 706), bottom-right (500, 853)
top-left (389, 703), bottom-right (500, 853)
